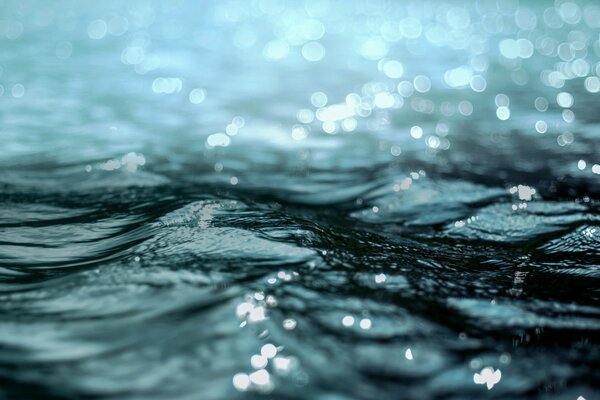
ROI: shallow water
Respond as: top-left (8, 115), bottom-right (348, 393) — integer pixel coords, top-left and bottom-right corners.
top-left (1, 1), bottom-right (599, 399)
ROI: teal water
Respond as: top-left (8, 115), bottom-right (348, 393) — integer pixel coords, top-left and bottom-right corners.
top-left (1, 1), bottom-right (599, 399)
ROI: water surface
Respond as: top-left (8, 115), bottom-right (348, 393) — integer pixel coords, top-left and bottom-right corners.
top-left (1, 1), bottom-right (599, 398)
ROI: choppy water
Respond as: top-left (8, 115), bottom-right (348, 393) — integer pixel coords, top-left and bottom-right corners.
top-left (1, 1), bottom-right (599, 398)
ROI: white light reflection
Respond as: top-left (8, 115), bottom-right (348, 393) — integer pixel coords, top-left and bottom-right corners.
top-left (342, 315), bottom-right (355, 327)
top-left (473, 367), bottom-right (501, 390)
top-left (375, 273), bottom-right (386, 283)
top-left (509, 185), bottom-right (536, 201)
top-left (283, 318), bottom-right (297, 330)
top-left (249, 369), bottom-right (271, 386)
top-left (206, 133), bottom-right (230, 147)
top-left (273, 356), bottom-right (292, 374)
top-left (359, 318), bottom-right (372, 330)
top-left (189, 88), bottom-right (206, 104)
top-left (88, 19), bottom-right (107, 40)
top-left (251, 354), bottom-right (268, 369)
top-left (232, 373), bottom-right (251, 391)
top-left (261, 343), bottom-right (277, 359)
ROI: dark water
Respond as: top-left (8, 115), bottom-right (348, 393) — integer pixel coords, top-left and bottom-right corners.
top-left (1, 1), bottom-right (599, 399)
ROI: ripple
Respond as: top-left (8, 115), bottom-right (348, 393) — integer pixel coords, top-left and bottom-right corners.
top-left (138, 200), bottom-right (317, 266)
top-left (443, 201), bottom-right (591, 244)
top-left (352, 178), bottom-right (505, 226)
top-left (448, 298), bottom-right (600, 331)
top-left (0, 215), bottom-right (151, 268)
top-left (541, 225), bottom-right (600, 254)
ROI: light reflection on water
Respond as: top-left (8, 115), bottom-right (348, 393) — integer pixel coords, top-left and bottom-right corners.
top-left (0, 0), bottom-right (599, 399)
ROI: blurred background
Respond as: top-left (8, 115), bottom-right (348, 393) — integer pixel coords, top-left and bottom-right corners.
top-left (0, 0), bottom-right (599, 399)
